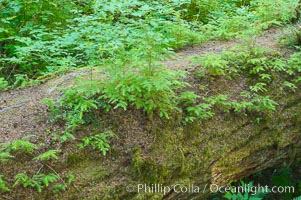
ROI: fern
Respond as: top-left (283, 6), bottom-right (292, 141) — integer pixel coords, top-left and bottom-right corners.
top-left (0, 175), bottom-right (10, 192)
top-left (53, 132), bottom-right (76, 143)
top-left (13, 173), bottom-right (28, 187)
top-left (10, 140), bottom-right (37, 154)
top-left (0, 140), bottom-right (37, 155)
top-left (179, 91), bottom-right (199, 106)
top-left (224, 181), bottom-right (269, 200)
top-left (13, 173), bottom-right (59, 193)
top-left (192, 54), bottom-right (228, 76)
top-left (41, 174), bottom-right (59, 187)
top-left (283, 81), bottom-right (297, 91)
top-left (79, 131), bottom-right (113, 156)
top-left (251, 95), bottom-right (277, 112)
top-left (292, 195), bottom-right (301, 200)
top-left (33, 150), bottom-right (61, 161)
top-left (250, 82), bottom-right (267, 93)
top-left (0, 151), bottom-right (14, 162)
top-left (51, 184), bottom-right (67, 193)
top-left (0, 77), bottom-right (9, 91)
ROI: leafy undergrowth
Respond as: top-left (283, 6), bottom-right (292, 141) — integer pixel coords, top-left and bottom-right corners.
top-left (209, 163), bottom-right (301, 200)
top-left (0, 0), bottom-right (299, 88)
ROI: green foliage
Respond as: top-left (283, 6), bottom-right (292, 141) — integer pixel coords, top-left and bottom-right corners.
top-left (224, 181), bottom-right (269, 200)
top-left (204, 9), bottom-right (254, 40)
top-left (192, 54), bottom-right (228, 76)
top-left (184, 103), bottom-right (214, 123)
top-left (222, 45), bottom-right (279, 77)
top-left (0, 151), bottom-right (14, 162)
top-left (13, 173), bottom-right (59, 193)
top-left (204, 95), bottom-right (230, 108)
top-left (279, 26), bottom-right (301, 48)
top-left (51, 184), bottom-right (67, 193)
top-left (271, 168), bottom-right (296, 200)
top-left (10, 140), bottom-right (37, 154)
top-left (251, 0), bottom-right (299, 27)
top-left (250, 95), bottom-right (277, 111)
top-left (51, 174), bottom-right (75, 194)
top-left (178, 88), bottom-right (278, 123)
top-left (33, 150), bottom-right (61, 161)
top-left (0, 77), bottom-right (8, 91)
top-left (293, 196), bottom-right (301, 200)
top-left (179, 93), bottom-right (229, 123)
top-left (1, 0), bottom-right (299, 87)
top-left (283, 81), bottom-right (297, 91)
top-left (179, 91), bottom-right (199, 106)
top-left (79, 131), bottom-right (113, 156)
top-left (250, 166), bottom-right (301, 200)
top-left (43, 83), bottom-right (99, 131)
top-left (230, 101), bottom-right (253, 113)
top-left (58, 88), bottom-right (98, 130)
top-left (66, 173), bottom-right (76, 185)
top-left (199, 0), bottom-right (299, 40)
top-left (93, 24), bottom-right (189, 119)
top-left (0, 0), bottom-right (202, 85)
top-left (46, 26), bottom-right (189, 124)
top-left (188, 41), bottom-right (289, 118)
top-left (192, 45), bottom-right (281, 80)
top-left (52, 132), bottom-right (76, 143)
top-left (288, 51), bottom-right (301, 77)
top-left (4, 0), bottom-right (301, 132)
top-left (0, 0), bottom-right (79, 82)
top-left (1, 139), bottom-right (37, 154)
top-left (250, 82), bottom-right (267, 93)
top-left (228, 94), bottom-right (277, 113)
top-left (0, 175), bottom-right (10, 192)
top-left (101, 64), bottom-right (186, 119)
top-left (12, 74), bottom-right (39, 88)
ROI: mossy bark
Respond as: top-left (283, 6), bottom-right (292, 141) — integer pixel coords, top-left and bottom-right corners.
top-left (1, 62), bottom-right (301, 199)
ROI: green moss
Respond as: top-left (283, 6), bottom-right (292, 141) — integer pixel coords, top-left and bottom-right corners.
top-left (66, 151), bottom-right (87, 167)
top-left (131, 147), bottom-right (169, 184)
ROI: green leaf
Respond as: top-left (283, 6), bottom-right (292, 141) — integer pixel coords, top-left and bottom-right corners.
top-left (33, 150), bottom-right (61, 161)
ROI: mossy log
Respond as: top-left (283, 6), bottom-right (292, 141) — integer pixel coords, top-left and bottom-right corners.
top-left (1, 30), bottom-right (301, 199)
top-left (1, 67), bottom-right (300, 200)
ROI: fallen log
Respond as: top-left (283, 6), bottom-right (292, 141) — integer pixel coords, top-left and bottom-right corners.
top-left (0, 27), bottom-right (301, 199)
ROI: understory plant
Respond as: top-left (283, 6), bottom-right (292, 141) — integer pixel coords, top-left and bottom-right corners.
top-left (224, 181), bottom-right (269, 200)
top-left (13, 173), bottom-right (59, 193)
top-left (0, 175), bottom-right (10, 192)
top-left (79, 131), bottom-right (113, 156)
